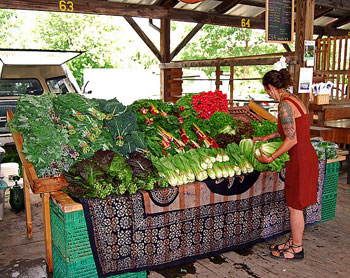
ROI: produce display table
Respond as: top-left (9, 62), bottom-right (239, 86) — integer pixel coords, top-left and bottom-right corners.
top-left (50, 166), bottom-right (325, 278)
top-left (8, 104), bottom-right (341, 275)
top-left (7, 110), bottom-right (68, 272)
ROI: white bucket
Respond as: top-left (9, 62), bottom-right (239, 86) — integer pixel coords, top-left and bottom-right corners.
top-left (0, 163), bottom-right (19, 187)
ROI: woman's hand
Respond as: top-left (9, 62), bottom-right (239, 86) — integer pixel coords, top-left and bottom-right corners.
top-left (254, 147), bottom-right (274, 164)
top-left (253, 135), bottom-right (269, 144)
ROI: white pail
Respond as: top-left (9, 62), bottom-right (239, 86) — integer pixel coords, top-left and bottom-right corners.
top-left (0, 163), bottom-right (19, 187)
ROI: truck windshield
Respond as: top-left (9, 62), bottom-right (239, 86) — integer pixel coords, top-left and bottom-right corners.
top-left (46, 76), bottom-right (77, 94)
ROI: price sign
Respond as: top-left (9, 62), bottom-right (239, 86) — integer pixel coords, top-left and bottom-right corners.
top-left (59, 0), bottom-right (74, 12)
top-left (265, 0), bottom-right (294, 43)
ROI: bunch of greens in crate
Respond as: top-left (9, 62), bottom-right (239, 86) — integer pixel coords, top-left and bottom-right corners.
top-left (8, 94), bottom-right (75, 177)
top-left (98, 98), bottom-right (148, 156)
top-left (63, 150), bottom-right (164, 198)
top-left (54, 93), bottom-right (114, 160)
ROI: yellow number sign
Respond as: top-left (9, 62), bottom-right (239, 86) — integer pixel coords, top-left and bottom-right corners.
top-left (59, 0), bottom-right (74, 12)
top-left (241, 18), bottom-right (251, 28)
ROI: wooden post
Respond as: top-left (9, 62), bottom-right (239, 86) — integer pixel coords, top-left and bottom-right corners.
top-left (23, 167), bottom-right (32, 240)
top-left (215, 66), bottom-right (222, 90)
top-left (295, 0), bottom-right (315, 106)
top-left (160, 17), bottom-right (171, 102)
top-left (42, 193), bottom-right (53, 272)
top-left (230, 66), bottom-right (234, 107)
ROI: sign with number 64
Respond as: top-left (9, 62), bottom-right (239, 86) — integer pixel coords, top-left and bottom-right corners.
top-left (241, 18), bottom-right (251, 28)
top-left (59, 0), bottom-right (74, 12)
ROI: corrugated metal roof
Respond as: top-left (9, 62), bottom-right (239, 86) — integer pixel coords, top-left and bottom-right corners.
top-left (108, 0), bottom-right (348, 31)
top-left (340, 23), bottom-right (350, 29)
top-left (314, 16), bottom-right (338, 26)
top-left (225, 4), bottom-right (265, 17)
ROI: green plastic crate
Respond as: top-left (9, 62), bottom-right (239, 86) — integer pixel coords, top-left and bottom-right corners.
top-left (323, 162), bottom-right (339, 195)
top-left (53, 245), bottom-right (146, 278)
top-left (50, 200), bottom-right (92, 262)
top-left (321, 192), bottom-right (338, 222)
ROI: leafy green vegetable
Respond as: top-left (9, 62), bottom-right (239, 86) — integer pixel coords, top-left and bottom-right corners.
top-left (254, 141), bottom-right (290, 172)
top-left (8, 94), bottom-right (75, 177)
top-left (239, 139), bottom-right (268, 172)
top-left (251, 120), bottom-right (281, 142)
top-left (207, 111), bottom-right (237, 137)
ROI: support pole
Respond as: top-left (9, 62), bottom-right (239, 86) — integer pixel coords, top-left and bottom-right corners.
top-left (23, 167), bottom-right (32, 240)
top-left (160, 17), bottom-right (171, 102)
top-left (230, 66), bottom-right (234, 107)
top-left (42, 193), bottom-right (53, 272)
top-left (295, 0), bottom-right (315, 107)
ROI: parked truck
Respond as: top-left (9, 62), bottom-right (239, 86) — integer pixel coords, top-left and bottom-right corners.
top-left (0, 49), bottom-right (82, 146)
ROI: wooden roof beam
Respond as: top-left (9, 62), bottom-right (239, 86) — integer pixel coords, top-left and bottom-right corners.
top-left (0, 0), bottom-right (348, 36)
top-left (283, 44), bottom-right (292, 52)
top-left (170, 23), bottom-right (204, 60)
top-left (327, 16), bottom-right (350, 28)
top-left (160, 53), bottom-right (297, 68)
top-left (241, 0), bottom-right (265, 8)
top-left (124, 16), bottom-right (162, 62)
top-left (315, 0), bottom-right (350, 11)
top-left (314, 6), bottom-right (334, 19)
top-left (153, 0), bottom-right (179, 8)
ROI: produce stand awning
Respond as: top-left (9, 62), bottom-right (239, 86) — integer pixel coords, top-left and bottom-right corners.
top-left (0, 49), bottom-right (82, 66)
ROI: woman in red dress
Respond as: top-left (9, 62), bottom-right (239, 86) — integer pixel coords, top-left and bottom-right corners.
top-left (254, 69), bottom-right (318, 260)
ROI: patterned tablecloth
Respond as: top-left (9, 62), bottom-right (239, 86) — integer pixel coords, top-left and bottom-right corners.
top-left (79, 161), bottom-right (325, 278)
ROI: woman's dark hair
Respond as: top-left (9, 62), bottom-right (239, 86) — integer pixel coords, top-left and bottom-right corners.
top-left (262, 69), bottom-right (294, 89)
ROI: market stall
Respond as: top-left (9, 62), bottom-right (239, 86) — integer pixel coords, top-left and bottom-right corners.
top-left (7, 90), bottom-right (341, 277)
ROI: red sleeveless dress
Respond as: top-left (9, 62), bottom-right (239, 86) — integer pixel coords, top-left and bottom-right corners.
top-left (277, 97), bottom-right (318, 210)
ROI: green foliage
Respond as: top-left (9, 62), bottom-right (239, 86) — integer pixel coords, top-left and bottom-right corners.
top-left (34, 12), bottom-right (123, 86)
top-left (131, 50), bottom-right (158, 69)
top-left (207, 111), bottom-right (237, 137)
top-left (179, 25), bottom-right (283, 78)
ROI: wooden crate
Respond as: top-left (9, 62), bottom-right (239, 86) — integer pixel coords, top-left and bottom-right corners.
top-left (228, 105), bottom-right (264, 123)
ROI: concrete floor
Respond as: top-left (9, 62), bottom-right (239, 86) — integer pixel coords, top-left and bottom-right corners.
top-left (0, 166), bottom-right (349, 278)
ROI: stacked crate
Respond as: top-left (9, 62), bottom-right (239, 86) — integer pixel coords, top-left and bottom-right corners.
top-left (321, 162), bottom-right (340, 222)
top-left (50, 193), bottom-right (146, 278)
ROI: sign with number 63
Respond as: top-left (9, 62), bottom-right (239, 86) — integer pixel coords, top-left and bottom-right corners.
top-left (59, 0), bottom-right (74, 12)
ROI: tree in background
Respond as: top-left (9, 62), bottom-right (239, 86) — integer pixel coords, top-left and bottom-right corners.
top-left (34, 12), bottom-right (123, 87)
top-left (179, 25), bottom-right (287, 94)
top-left (0, 10), bottom-right (19, 47)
